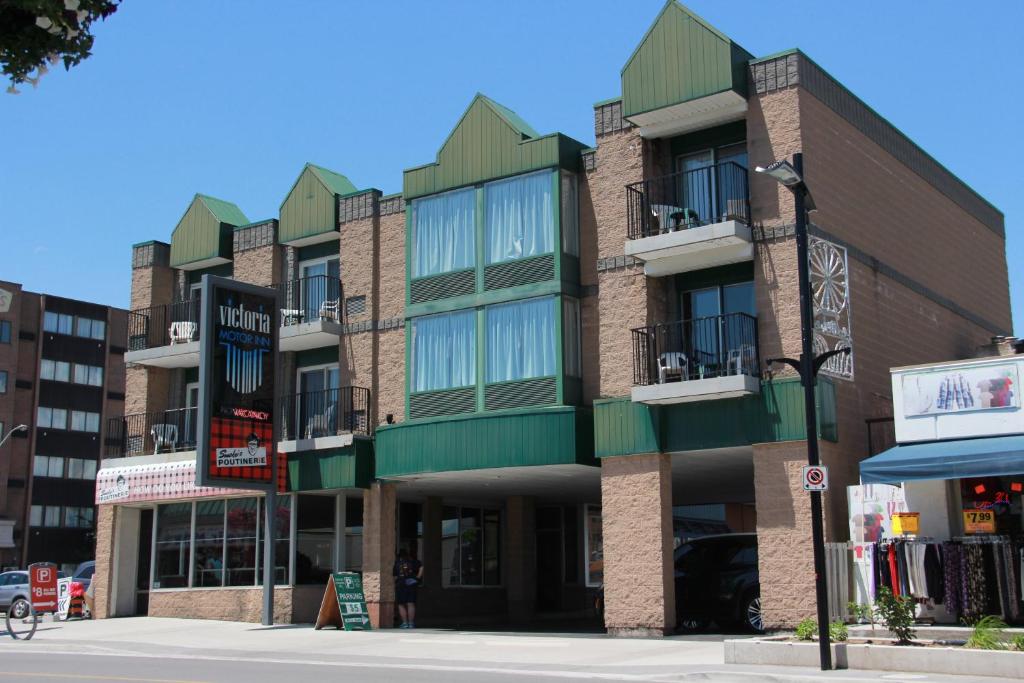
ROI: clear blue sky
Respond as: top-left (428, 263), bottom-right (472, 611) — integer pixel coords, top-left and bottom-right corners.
top-left (2, 1), bottom-right (1021, 331)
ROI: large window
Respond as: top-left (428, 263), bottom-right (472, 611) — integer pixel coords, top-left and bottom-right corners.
top-left (193, 500), bottom-right (225, 587)
top-left (412, 187), bottom-right (476, 278)
top-left (155, 503), bottom-right (192, 589)
top-left (0, 320), bottom-right (10, 343)
top-left (561, 172), bottom-right (579, 257)
top-left (485, 297), bottom-right (556, 383)
top-left (563, 297), bottom-right (581, 378)
top-left (484, 171), bottom-right (554, 264)
top-left (411, 310), bottom-right (476, 392)
top-left (225, 498), bottom-right (259, 587)
top-left (70, 411), bottom-right (100, 433)
top-left (441, 506), bottom-right (500, 587)
top-left (296, 494), bottom-right (335, 585)
top-left (33, 455), bottom-right (63, 478)
top-left (260, 495), bottom-right (292, 586)
top-left (37, 406), bottom-right (68, 430)
top-left (0, 370), bottom-right (6, 394)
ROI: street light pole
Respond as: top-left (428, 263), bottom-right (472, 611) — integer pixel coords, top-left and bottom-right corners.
top-left (756, 153), bottom-right (848, 671)
top-left (0, 424), bottom-right (28, 449)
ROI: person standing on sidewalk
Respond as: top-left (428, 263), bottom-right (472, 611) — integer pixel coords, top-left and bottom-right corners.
top-left (394, 547), bottom-right (423, 629)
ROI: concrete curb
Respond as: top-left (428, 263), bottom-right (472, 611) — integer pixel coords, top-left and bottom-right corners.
top-left (725, 638), bottom-right (1024, 678)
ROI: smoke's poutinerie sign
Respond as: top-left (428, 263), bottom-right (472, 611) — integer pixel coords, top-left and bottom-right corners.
top-left (196, 276), bottom-right (279, 491)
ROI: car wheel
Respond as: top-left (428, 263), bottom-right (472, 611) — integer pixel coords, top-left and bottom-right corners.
top-left (11, 599), bottom-right (30, 620)
top-left (743, 594), bottom-right (764, 633)
top-left (677, 616), bottom-right (708, 632)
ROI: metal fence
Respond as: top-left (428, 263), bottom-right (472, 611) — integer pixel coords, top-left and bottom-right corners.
top-left (279, 386), bottom-right (371, 440)
top-left (277, 275), bottom-right (342, 326)
top-left (631, 313), bottom-right (759, 386)
top-left (625, 161), bottom-right (750, 240)
top-left (127, 298), bottom-right (201, 351)
top-left (106, 407), bottom-right (199, 458)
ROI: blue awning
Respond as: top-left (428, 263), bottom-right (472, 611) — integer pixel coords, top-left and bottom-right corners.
top-left (860, 434), bottom-right (1024, 484)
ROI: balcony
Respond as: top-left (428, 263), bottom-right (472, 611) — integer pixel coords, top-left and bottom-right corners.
top-left (277, 275), bottom-right (343, 352)
top-left (104, 387), bottom-right (370, 459)
top-left (624, 162), bottom-right (752, 277)
top-left (631, 313), bottom-right (760, 404)
top-left (105, 407), bottom-right (199, 459)
top-left (279, 386), bottom-right (371, 452)
top-left (125, 298), bottom-right (201, 368)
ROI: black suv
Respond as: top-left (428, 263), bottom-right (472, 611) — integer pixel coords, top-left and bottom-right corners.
top-left (674, 533), bottom-right (762, 632)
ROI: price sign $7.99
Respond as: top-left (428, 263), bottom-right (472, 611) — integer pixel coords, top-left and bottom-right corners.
top-left (963, 509), bottom-right (995, 534)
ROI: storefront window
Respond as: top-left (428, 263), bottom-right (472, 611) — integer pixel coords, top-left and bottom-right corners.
top-left (193, 500), bottom-right (225, 587)
top-left (296, 494), bottom-right (335, 585)
top-left (226, 498), bottom-right (259, 587)
top-left (155, 503), bottom-right (192, 589)
top-left (441, 505), bottom-right (500, 587)
top-left (585, 505), bottom-right (603, 587)
top-left (345, 496), bottom-right (363, 571)
top-left (258, 495), bottom-right (291, 586)
top-left (960, 476), bottom-right (1024, 537)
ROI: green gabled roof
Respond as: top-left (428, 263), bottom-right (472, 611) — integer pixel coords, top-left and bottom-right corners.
top-left (403, 93), bottom-right (587, 199)
top-left (621, 0), bottom-right (752, 118)
top-left (307, 163), bottom-right (358, 197)
top-left (195, 193), bottom-right (248, 226)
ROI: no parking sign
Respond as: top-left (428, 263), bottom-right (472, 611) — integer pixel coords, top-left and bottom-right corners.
top-left (802, 465), bottom-right (829, 492)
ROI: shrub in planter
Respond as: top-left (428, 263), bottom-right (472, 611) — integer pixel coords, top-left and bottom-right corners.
top-left (874, 587), bottom-right (915, 644)
top-left (1012, 634), bottom-right (1024, 652)
top-left (829, 620), bottom-right (848, 642)
top-left (966, 615), bottom-right (1008, 650)
top-left (795, 618), bottom-right (817, 641)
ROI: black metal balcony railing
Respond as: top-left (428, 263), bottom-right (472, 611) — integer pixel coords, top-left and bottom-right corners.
top-left (626, 161), bottom-right (750, 240)
top-left (106, 407), bottom-right (199, 458)
top-left (276, 275), bottom-right (342, 326)
top-left (280, 386), bottom-right (371, 440)
top-left (127, 298), bottom-right (201, 351)
top-left (631, 313), bottom-right (759, 387)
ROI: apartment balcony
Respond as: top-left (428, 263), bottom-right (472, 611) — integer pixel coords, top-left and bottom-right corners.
top-left (624, 162), bottom-right (752, 277)
top-left (105, 407), bottom-right (199, 459)
top-left (278, 386), bottom-right (371, 453)
top-left (631, 313), bottom-right (760, 404)
top-left (277, 274), bottom-right (343, 352)
top-left (125, 299), bottom-right (201, 368)
top-left (104, 387), bottom-right (370, 460)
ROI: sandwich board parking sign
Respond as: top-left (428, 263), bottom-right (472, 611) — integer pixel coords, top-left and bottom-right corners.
top-left (802, 465), bottom-right (828, 492)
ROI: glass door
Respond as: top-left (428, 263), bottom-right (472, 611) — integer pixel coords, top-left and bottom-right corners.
top-left (686, 287), bottom-right (722, 375)
top-left (300, 258), bottom-right (340, 321)
top-left (298, 366), bottom-right (340, 438)
top-left (716, 143), bottom-right (748, 222)
top-left (678, 151), bottom-right (714, 224)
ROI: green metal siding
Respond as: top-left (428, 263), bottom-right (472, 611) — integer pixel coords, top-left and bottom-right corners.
top-left (403, 94), bottom-right (586, 200)
top-left (170, 195), bottom-right (246, 268)
top-left (593, 377), bottom-right (838, 458)
top-left (280, 164), bottom-right (354, 244)
top-left (186, 263), bottom-right (233, 285)
top-left (297, 240), bottom-right (339, 262)
top-left (375, 406), bottom-right (594, 478)
top-left (620, 1), bottom-right (752, 119)
top-left (286, 438), bottom-right (373, 491)
top-left (296, 346), bottom-right (339, 368)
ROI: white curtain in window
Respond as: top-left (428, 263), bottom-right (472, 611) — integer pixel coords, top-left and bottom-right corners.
top-left (413, 188), bottom-right (476, 277)
top-left (412, 310), bottom-right (476, 392)
top-left (485, 171), bottom-right (554, 264)
top-left (486, 297), bottom-right (556, 382)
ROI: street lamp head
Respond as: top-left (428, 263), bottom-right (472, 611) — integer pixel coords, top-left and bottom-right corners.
top-left (15, 424), bottom-right (28, 433)
top-left (755, 160), bottom-right (803, 187)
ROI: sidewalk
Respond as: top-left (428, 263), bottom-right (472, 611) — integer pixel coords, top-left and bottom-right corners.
top-left (0, 617), bottom-right (1016, 683)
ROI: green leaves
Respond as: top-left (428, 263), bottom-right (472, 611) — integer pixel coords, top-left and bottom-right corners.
top-left (0, 0), bottom-right (120, 91)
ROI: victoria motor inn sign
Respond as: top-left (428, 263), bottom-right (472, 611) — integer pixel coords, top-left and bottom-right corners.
top-left (196, 276), bottom-right (279, 491)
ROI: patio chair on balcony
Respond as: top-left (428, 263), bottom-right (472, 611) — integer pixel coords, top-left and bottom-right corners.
top-left (151, 423), bottom-right (178, 454)
top-left (727, 344), bottom-right (757, 376)
top-left (657, 352), bottom-right (687, 384)
top-left (305, 403), bottom-right (337, 439)
top-left (169, 321), bottom-right (197, 344)
top-left (318, 298), bottom-right (340, 322)
top-left (281, 308), bottom-right (304, 325)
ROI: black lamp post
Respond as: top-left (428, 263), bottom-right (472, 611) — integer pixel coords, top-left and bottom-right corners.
top-left (755, 153), bottom-right (848, 671)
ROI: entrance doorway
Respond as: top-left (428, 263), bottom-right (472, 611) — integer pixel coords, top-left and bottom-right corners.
top-left (135, 508), bottom-right (153, 615)
top-left (536, 506), bottom-right (563, 612)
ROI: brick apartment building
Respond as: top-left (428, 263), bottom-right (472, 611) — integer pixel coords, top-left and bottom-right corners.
top-left (0, 281), bottom-right (127, 573)
top-left (91, 2), bottom-right (1009, 632)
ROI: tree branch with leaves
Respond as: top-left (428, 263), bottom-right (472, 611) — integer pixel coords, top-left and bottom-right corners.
top-left (0, 0), bottom-right (120, 93)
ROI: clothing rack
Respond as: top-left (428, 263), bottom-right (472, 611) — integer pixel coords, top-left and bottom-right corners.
top-left (952, 535), bottom-right (1012, 544)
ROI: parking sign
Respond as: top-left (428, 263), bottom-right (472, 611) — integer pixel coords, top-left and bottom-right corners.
top-left (802, 465), bottom-right (829, 492)
top-left (29, 562), bottom-right (59, 612)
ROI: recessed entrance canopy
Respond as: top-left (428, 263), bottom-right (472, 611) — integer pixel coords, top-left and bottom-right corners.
top-left (860, 434), bottom-right (1024, 484)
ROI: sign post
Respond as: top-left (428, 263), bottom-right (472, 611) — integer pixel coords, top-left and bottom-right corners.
top-left (195, 276), bottom-right (280, 626)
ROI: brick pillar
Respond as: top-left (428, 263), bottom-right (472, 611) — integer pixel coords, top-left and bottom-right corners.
top-left (361, 482), bottom-right (396, 628)
top-left (232, 220), bottom-right (280, 287)
top-left (753, 440), bottom-right (826, 630)
top-left (92, 504), bottom-right (116, 619)
top-left (600, 453), bottom-right (675, 636)
top-left (506, 496), bottom-right (536, 624)
top-left (126, 242), bottom-right (175, 418)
